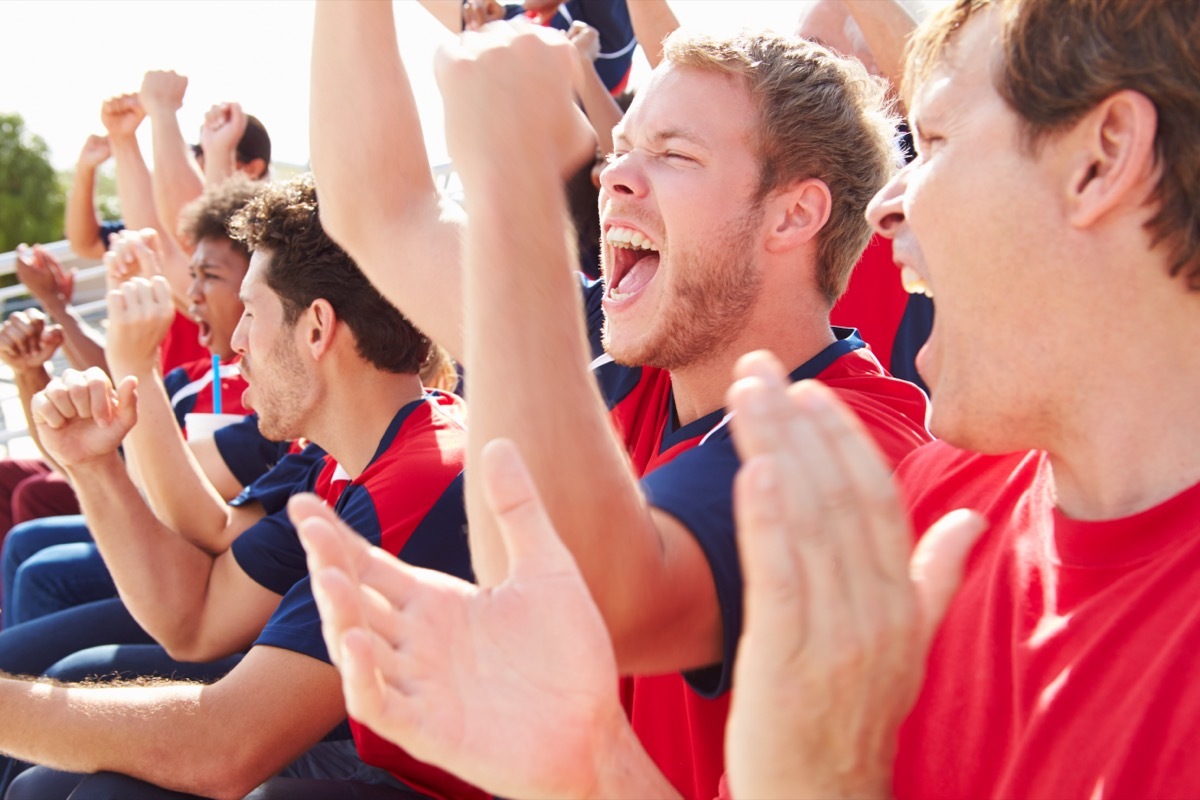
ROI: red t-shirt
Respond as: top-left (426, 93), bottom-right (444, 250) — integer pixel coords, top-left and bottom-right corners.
top-left (892, 441), bottom-right (1200, 798)
top-left (159, 311), bottom-right (210, 374)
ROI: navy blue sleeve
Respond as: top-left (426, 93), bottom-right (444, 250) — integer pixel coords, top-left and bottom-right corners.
top-left (229, 443), bottom-right (326, 516)
top-left (565, 0), bottom-right (636, 91)
top-left (162, 367), bottom-right (191, 429)
top-left (233, 480), bottom-right (382, 597)
top-left (640, 431), bottom-right (743, 698)
top-left (394, 472), bottom-right (475, 583)
top-left (253, 576), bottom-right (330, 663)
top-left (213, 414), bottom-right (292, 489)
top-left (98, 220), bottom-right (126, 247)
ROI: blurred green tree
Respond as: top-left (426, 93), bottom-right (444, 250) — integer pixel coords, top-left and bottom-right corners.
top-left (0, 113), bottom-right (66, 252)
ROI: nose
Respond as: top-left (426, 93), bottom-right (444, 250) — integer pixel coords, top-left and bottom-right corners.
top-left (598, 152), bottom-right (649, 199)
top-left (186, 272), bottom-right (204, 304)
top-left (866, 163), bottom-right (909, 239)
top-left (230, 312), bottom-right (249, 357)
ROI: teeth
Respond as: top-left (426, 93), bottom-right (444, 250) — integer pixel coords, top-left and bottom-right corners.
top-left (900, 265), bottom-right (932, 297)
top-left (605, 226), bottom-right (658, 251)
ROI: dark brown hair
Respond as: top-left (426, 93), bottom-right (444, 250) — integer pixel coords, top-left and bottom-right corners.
top-left (177, 174), bottom-right (261, 256)
top-left (228, 174), bottom-right (431, 374)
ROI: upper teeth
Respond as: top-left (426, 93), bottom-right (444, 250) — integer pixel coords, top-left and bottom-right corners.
top-left (900, 265), bottom-right (932, 298)
top-left (606, 226), bottom-right (657, 251)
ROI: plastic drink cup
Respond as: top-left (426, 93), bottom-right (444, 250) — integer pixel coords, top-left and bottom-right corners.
top-left (184, 412), bottom-right (243, 439)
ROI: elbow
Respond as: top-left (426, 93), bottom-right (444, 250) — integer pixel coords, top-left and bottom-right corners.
top-left (179, 753), bottom-right (272, 800)
top-left (159, 635), bottom-right (225, 665)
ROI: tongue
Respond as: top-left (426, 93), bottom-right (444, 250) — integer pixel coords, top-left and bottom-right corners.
top-left (614, 253), bottom-right (659, 295)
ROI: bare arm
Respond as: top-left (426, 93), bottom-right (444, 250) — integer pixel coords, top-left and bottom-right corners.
top-left (140, 71), bottom-right (204, 251)
top-left (32, 369), bottom-right (279, 661)
top-left (0, 646), bottom-right (345, 800)
top-left (441, 25), bottom-right (721, 672)
top-left (625, 0), bottom-right (679, 69)
top-left (568, 22), bottom-right (623, 156)
top-left (842, 0), bottom-right (918, 108)
top-left (310, 0), bottom-right (465, 359)
top-left (102, 266), bottom-right (240, 549)
top-left (417, 0), bottom-right (468, 32)
top-left (15, 245), bottom-right (107, 374)
top-left (64, 136), bottom-right (111, 259)
top-left (0, 309), bottom-right (62, 470)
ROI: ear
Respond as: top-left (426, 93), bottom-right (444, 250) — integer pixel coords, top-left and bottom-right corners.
top-left (239, 158), bottom-right (269, 180)
top-left (1066, 89), bottom-right (1158, 229)
top-left (763, 178), bottom-right (832, 255)
top-left (303, 299), bottom-right (339, 360)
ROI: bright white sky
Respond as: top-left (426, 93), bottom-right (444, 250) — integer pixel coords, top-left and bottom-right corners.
top-left (2, 0), bottom-right (937, 173)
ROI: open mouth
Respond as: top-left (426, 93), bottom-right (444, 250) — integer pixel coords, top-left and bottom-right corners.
top-left (604, 226), bottom-right (660, 301)
top-left (193, 314), bottom-right (214, 349)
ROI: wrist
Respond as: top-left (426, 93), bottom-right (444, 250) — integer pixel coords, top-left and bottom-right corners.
top-left (61, 449), bottom-right (126, 480)
top-left (583, 706), bottom-right (678, 800)
top-left (107, 354), bottom-right (160, 382)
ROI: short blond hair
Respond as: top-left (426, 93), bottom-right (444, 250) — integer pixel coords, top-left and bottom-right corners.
top-left (664, 30), bottom-right (899, 303)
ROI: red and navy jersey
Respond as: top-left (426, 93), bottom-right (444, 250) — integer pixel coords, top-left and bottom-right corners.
top-left (230, 392), bottom-right (482, 800)
top-left (582, 279), bottom-right (933, 800)
top-left (504, 0), bottom-right (636, 94)
top-left (158, 311), bottom-right (211, 374)
top-left (163, 357), bottom-right (252, 433)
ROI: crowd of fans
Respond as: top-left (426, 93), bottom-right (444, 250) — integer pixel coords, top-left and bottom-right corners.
top-left (0, 0), bottom-right (1197, 797)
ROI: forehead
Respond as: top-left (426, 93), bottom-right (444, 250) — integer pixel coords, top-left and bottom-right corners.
top-left (910, 10), bottom-right (1001, 123)
top-left (618, 63), bottom-right (756, 148)
top-left (241, 250), bottom-right (274, 299)
top-left (192, 236), bottom-right (249, 274)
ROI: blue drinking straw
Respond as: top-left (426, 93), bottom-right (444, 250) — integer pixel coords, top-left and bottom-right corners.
top-left (212, 354), bottom-right (223, 414)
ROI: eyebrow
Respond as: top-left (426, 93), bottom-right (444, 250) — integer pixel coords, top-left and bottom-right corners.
top-left (613, 127), bottom-right (709, 150)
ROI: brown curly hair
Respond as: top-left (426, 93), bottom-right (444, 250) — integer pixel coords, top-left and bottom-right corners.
top-left (177, 174), bottom-right (261, 256)
top-left (227, 174), bottom-right (432, 374)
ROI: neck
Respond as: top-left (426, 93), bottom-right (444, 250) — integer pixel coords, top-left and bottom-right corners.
top-left (306, 368), bottom-right (426, 478)
top-left (1042, 268), bottom-right (1200, 519)
top-left (670, 300), bottom-right (836, 426)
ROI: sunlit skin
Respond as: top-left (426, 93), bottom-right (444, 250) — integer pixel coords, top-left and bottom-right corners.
top-left (188, 237), bottom-right (250, 360)
top-left (231, 250), bottom-right (317, 442)
top-left (598, 64), bottom-right (767, 375)
top-left (885, 10), bottom-right (1071, 455)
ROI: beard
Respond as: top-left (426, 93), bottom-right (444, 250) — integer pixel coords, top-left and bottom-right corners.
top-left (601, 204), bottom-right (764, 372)
top-left (249, 333), bottom-right (313, 442)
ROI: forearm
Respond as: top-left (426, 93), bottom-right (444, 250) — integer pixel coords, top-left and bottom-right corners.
top-left (147, 111), bottom-right (204, 248)
top-left (109, 360), bottom-right (232, 549)
top-left (460, 150), bottom-right (660, 630)
top-left (39, 297), bottom-right (107, 373)
top-left (65, 167), bottom-right (105, 259)
top-left (310, 0), bottom-right (464, 357)
top-left (202, 143), bottom-right (237, 185)
top-left (109, 136), bottom-right (164, 233)
top-left (626, 0), bottom-right (680, 69)
top-left (576, 63), bottom-right (622, 156)
top-left (416, 0), bottom-right (464, 32)
top-left (13, 367), bottom-right (61, 472)
top-left (842, 0), bottom-right (917, 98)
top-left (586, 719), bottom-right (681, 800)
top-left (61, 453), bottom-right (220, 648)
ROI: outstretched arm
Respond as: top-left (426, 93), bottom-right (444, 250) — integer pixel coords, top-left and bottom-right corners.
top-left (0, 307), bottom-right (64, 470)
top-left (626, 0), bottom-right (679, 69)
top-left (0, 646), bottom-right (344, 800)
top-left (438, 23), bottom-right (721, 672)
top-left (842, 0), bottom-right (918, 107)
top-left (140, 70), bottom-right (204, 251)
top-left (310, 0), bottom-right (465, 359)
top-left (64, 135), bottom-right (112, 259)
top-left (299, 438), bottom-right (679, 800)
top-left (15, 244), bottom-right (106, 374)
top-left (31, 367), bottom-right (280, 661)
top-left (723, 351), bottom-right (985, 800)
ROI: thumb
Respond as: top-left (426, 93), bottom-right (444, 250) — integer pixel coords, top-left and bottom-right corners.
top-left (41, 325), bottom-right (65, 349)
top-left (911, 509), bottom-right (987, 651)
top-left (114, 375), bottom-right (140, 430)
top-left (480, 437), bottom-right (581, 585)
